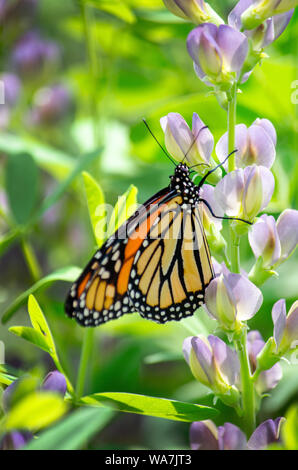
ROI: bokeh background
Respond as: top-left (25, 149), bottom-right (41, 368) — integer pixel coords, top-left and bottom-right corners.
top-left (0, 0), bottom-right (297, 449)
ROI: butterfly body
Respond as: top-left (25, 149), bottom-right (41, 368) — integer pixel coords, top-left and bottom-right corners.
top-left (65, 163), bottom-right (214, 326)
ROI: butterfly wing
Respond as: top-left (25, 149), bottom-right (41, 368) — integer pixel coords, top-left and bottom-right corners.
top-left (127, 198), bottom-right (214, 323)
top-left (64, 187), bottom-right (174, 326)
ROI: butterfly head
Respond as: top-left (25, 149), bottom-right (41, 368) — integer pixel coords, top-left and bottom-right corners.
top-left (170, 163), bottom-right (199, 204)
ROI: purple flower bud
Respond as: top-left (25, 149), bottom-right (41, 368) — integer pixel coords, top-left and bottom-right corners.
top-left (183, 335), bottom-right (240, 394)
top-left (216, 120), bottom-right (276, 169)
top-left (28, 84), bottom-right (71, 125)
top-left (190, 420), bottom-right (247, 450)
top-left (190, 420), bottom-right (219, 450)
top-left (162, 0), bottom-right (224, 25)
top-left (240, 0), bottom-right (296, 30)
top-left (1, 431), bottom-right (33, 450)
top-left (218, 422), bottom-right (247, 450)
top-left (0, 73), bottom-right (21, 107)
top-left (205, 270), bottom-right (263, 331)
top-left (12, 31), bottom-right (60, 76)
top-left (2, 379), bottom-right (20, 413)
top-left (160, 112), bottom-right (214, 166)
top-left (248, 209), bottom-right (298, 268)
top-left (214, 165), bottom-right (274, 221)
top-left (247, 330), bottom-right (282, 394)
top-left (187, 24), bottom-right (248, 87)
top-left (229, 0), bottom-right (294, 47)
top-left (272, 299), bottom-right (298, 355)
top-left (247, 417), bottom-right (285, 450)
top-left (42, 371), bottom-right (67, 397)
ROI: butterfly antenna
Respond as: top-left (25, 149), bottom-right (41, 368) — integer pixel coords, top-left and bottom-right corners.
top-left (142, 119), bottom-right (176, 166)
top-left (182, 125), bottom-right (209, 165)
top-left (197, 149), bottom-right (238, 190)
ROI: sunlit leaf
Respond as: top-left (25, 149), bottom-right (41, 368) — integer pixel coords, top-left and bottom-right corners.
top-left (9, 326), bottom-right (51, 354)
top-left (79, 392), bottom-right (218, 422)
top-left (87, 0), bottom-right (136, 23)
top-left (27, 295), bottom-right (56, 356)
top-left (1, 266), bottom-right (81, 324)
top-left (5, 392), bottom-right (67, 431)
top-left (107, 184), bottom-right (138, 237)
top-left (24, 407), bottom-right (114, 450)
top-left (83, 171), bottom-right (106, 247)
top-left (282, 406), bottom-right (298, 450)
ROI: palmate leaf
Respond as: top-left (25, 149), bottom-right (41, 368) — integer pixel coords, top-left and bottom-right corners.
top-left (24, 407), bottom-right (114, 450)
top-left (79, 392), bottom-right (218, 422)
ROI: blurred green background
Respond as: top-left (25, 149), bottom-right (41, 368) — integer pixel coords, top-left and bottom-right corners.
top-left (0, 0), bottom-right (297, 449)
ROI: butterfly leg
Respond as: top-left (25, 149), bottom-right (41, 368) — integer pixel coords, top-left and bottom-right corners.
top-left (198, 198), bottom-right (252, 225)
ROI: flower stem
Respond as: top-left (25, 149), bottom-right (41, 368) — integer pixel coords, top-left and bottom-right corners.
top-left (75, 328), bottom-right (95, 399)
top-left (227, 81), bottom-right (240, 272)
top-left (20, 237), bottom-right (41, 283)
top-left (234, 328), bottom-right (256, 437)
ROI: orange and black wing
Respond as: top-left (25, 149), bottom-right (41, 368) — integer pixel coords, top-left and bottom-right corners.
top-left (127, 197), bottom-right (214, 323)
top-left (64, 188), bottom-right (174, 326)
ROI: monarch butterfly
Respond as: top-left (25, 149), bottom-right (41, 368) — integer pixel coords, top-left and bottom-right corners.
top-left (65, 129), bottom-right (249, 327)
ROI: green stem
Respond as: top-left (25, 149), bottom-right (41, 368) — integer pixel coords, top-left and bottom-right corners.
top-left (80, 0), bottom-right (100, 146)
top-left (20, 237), bottom-right (42, 283)
top-left (230, 231), bottom-right (241, 273)
top-left (75, 328), bottom-right (95, 399)
top-left (234, 328), bottom-right (256, 437)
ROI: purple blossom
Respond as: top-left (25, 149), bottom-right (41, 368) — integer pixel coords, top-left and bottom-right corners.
top-left (1, 431), bottom-right (33, 450)
top-left (200, 184), bottom-right (224, 232)
top-left (228, 0), bottom-right (294, 48)
top-left (204, 269), bottom-right (263, 331)
top-left (214, 165), bottom-right (275, 221)
top-left (248, 209), bottom-right (298, 268)
top-left (247, 330), bottom-right (282, 394)
top-left (187, 23), bottom-right (248, 87)
top-left (216, 119), bottom-right (276, 169)
top-left (247, 417), bottom-right (285, 450)
top-left (28, 84), bottom-right (72, 125)
top-left (12, 31), bottom-right (60, 76)
top-left (183, 335), bottom-right (240, 395)
top-left (240, 0), bottom-right (296, 30)
top-left (162, 0), bottom-right (224, 25)
top-left (0, 73), bottom-right (21, 107)
top-left (41, 371), bottom-right (67, 397)
top-left (272, 299), bottom-right (298, 355)
top-left (160, 112), bottom-right (214, 166)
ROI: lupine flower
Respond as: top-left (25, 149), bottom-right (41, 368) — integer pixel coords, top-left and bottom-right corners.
top-left (204, 269), bottom-right (263, 332)
top-left (214, 165), bottom-right (275, 222)
top-left (190, 418), bottom-right (285, 450)
top-left (216, 119), bottom-right (276, 169)
top-left (42, 371), bottom-right (67, 397)
top-left (247, 330), bottom-right (282, 394)
top-left (28, 84), bottom-right (71, 125)
top-left (0, 73), bottom-right (21, 107)
top-left (200, 184), bottom-right (226, 253)
top-left (160, 112), bottom-right (214, 166)
top-left (272, 299), bottom-right (298, 355)
top-left (187, 24), bottom-right (248, 88)
top-left (190, 421), bottom-right (247, 450)
top-left (162, 0), bottom-right (224, 25)
top-left (12, 31), bottom-right (59, 76)
top-left (248, 209), bottom-right (298, 268)
top-left (0, 431), bottom-right (33, 450)
top-left (240, 0), bottom-right (297, 30)
top-left (247, 417), bottom-right (285, 450)
top-left (183, 335), bottom-right (240, 400)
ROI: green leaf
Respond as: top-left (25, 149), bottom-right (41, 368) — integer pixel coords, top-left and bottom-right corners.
top-left (0, 228), bottom-right (20, 257)
top-left (27, 295), bottom-right (56, 356)
top-left (82, 171), bottom-right (106, 247)
top-left (33, 148), bottom-right (102, 223)
top-left (79, 392), bottom-right (218, 422)
top-left (24, 407), bottom-right (114, 450)
top-left (1, 266), bottom-right (81, 324)
top-left (282, 406), bottom-right (298, 450)
top-left (87, 0), bottom-right (136, 23)
top-left (5, 391), bottom-right (68, 431)
top-left (5, 152), bottom-right (39, 225)
top-left (107, 184), bottom-right (138, 237)
top-left (9, 326), bottom-right (51, 354)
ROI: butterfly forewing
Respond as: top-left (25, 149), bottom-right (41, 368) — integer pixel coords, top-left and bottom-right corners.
top-left (65, 164), bottom-right (215, 326)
